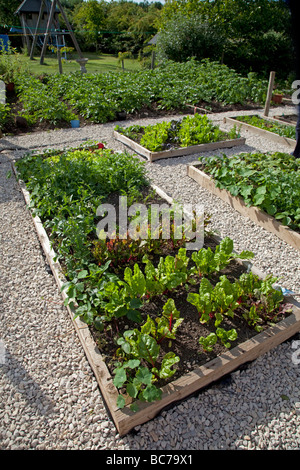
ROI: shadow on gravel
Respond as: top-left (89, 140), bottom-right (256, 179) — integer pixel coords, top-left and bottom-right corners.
top-left (0, 348), bottom-right (56, 418)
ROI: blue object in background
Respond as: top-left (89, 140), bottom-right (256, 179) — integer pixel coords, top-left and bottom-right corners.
top-left (70, 119), bottom-right (80, 128)
top-left (0, 35), bottom-right (9, 51)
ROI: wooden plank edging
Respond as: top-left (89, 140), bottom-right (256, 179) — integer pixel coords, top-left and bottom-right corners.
top-left (223, 116), bottom-right (296, 147)
top-left (187, 164), bottom-right (300, 252)
top-left (12, 161), bottom-right (300, 437)
top-left (114, 130), bottom-right (246, 162)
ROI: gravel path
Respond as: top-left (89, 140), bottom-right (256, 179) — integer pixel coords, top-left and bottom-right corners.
top-left (1, 105), bottom-right (300, 450)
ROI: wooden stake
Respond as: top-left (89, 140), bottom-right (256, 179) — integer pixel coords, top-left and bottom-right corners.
top-left (264, 71), bottom-right (276, 117)
top-left (30, 0), bottom-right (45, 60)
top-left (57, 39), bottom-right (63, 74)
top-left (20, 13), bottom-right (31, 56)
top-left (56, 0), bottom-right (84, 59)
top-left (40, 0), bottom-right (57, 65)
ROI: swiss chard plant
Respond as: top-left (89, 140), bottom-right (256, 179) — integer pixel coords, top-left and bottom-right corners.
top-left (190, 236), bottom-right (254, 278)
top-left (114, 327), bottom-right (180, 410)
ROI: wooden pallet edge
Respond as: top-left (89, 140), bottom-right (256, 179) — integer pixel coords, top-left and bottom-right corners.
top-left (187, 164), bottom-right (300, 252)
top-left (114, 130), bottom-right (246, 163)
top-left (12, 161), bottom-right (300, 437)
top-left (223, 116), bottom-right (296, 147)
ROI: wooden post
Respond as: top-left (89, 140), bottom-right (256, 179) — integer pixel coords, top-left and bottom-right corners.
top-left (40, 0), bottom-right (57, 65)
top-left (20, 13), bottom-right (31, 55)
top-left (56, 35), bottom-right (63, 74)
top-left (56, 0), bottom-right (84, 59)
top-left (264, 71), bottom-right (276, 117)
top-left (30, 0), bottom-right (45, 60)
top-left (151, 49), bottom-right (155, 70)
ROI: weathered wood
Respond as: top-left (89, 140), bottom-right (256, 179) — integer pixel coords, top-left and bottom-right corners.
top-left (114, 130), bottom-right (246, 162)
top-left (40, 0), bottom-right (57, 65)
top-left (30, 0), bottom-right (45, 60)
top-left (187, 163), bottom-right (300, 252)
top-left (223, 116), bottom-right (296, 147)
top-left (56, 0), bottom-right (84, 60)
top-left (185, 104), bottom-right (213, 114)
top-left (21, 13), bottom-right (31, 56)
top-left (264, 71), bottom-right (276, 117)
top-left (12, 159), bottom-right (300, 437)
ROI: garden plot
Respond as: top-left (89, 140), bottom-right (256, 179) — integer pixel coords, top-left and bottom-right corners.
top-left (114, 114), bottom-right (245, 162)
top-left (187, 152), bottom-right (300, 251)
top-left (12, 143), bottom-right (300, 436)
top-left (223, 115), bottom-right (296, 148)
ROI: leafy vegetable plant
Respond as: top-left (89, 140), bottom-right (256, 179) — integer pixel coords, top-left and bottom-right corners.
top-left (115, 114), bottom-right (240, 151)
top-left (200, 152), bottom-right (300, 230)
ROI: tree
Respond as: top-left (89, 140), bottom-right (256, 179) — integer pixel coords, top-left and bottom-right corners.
top-left (73, 0), bottom-right (107, 51)
top-left (157, 13), bottom-right (225, 63)
top-left (0, 0), bottom-right (21, 30)
top-left (159, 0), bottom-right (292, 78)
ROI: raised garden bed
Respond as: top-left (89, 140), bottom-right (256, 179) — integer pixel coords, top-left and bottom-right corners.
top-left (12, 144), bottom-right (300, 436)
top-left (273, 114), bottom-right (298, 126)
top-left (114, 114), bottom-right (246, 162)
top-left (223, 115), bottom-right (296, 148)
top-left (187, 152), bottom-right (300, 251)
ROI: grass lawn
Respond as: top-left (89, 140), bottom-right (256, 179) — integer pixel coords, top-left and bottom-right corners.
top-left (18, 51), bottom-right (142, 75)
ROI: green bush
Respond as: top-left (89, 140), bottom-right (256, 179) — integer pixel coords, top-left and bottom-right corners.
top-left (156, 14), bottom-right (226, 63)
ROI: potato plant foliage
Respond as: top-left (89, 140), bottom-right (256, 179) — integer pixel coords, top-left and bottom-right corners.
top-left (13, 59), bottom-right (267, 127)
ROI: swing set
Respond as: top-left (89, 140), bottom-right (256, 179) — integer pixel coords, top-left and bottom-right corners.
top-left (15, 0), bottom-right (88, 73)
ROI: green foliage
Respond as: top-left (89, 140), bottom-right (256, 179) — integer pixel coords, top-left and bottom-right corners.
top-left (200, 151), bottom-right (300, 230)
top-left (140, 121), bottom-right (172, 151)
top-left (160, 0), bottom-right (292, 78)
top-left (15, 145), bottom-right (149, 273)
top-left (0, 40), bottom-right (28, 84)
top-left (16, 143), bottom-right (292, 412)
top-left (13, 60), bottom-right (268, 128)
top-left (114, 327), bottom-right (179, 409)
top-left (156, 13), bottom-right (226, 63)
top-left (194, 271), bottom-right (286, 351)
top-left (0, 103), bottom-right (11, 128)
top-left (235, 115), bottom-right (296, 140)
top-left (177, 114), bottom-right (239, 147)
top-left (116, 114), bottom-right (240, 152)
top-left (190, 236), bottom-right (254, 278)
top-left (15, 74), bottom-right (77, 126)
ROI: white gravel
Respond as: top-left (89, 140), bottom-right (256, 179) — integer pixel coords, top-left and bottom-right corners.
top-left (1, 104), bottom-right (300, 450)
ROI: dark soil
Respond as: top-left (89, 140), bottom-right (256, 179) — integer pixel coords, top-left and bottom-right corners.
top-left (274, 114), bottom-right (297, 125)
top-left (2, 89), bottom-right (273, 137)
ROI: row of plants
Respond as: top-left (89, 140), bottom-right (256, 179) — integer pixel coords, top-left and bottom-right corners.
top-left (115, 114), bottom-right (240, 152)
top-left (234, 115), bottom-right (296, 140)
top-left (12, 59), bottom-right (268, 128)
top-left (199, 151), bottom-right (300, 231)
top-left (15, 143), bottom-right (293, 411)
